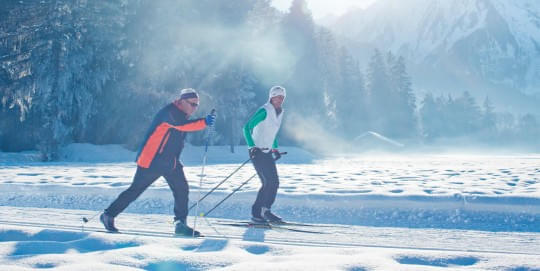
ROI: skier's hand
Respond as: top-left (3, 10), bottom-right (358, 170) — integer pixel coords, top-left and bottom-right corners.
top-left (249, 147), bottom-right (260, 159)
top-left (271, 149), bottom-right (281, 161)
top-left (205, 114), bottom-right (216, 126)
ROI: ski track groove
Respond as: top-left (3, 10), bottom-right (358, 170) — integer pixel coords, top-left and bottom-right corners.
top-left (1, 219), bottom-right (538, 257)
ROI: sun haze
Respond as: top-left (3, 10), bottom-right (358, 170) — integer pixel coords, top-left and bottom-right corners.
top-left (271, 0), bottom-right (376, 19)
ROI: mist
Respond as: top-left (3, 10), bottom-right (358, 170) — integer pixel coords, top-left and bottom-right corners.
top-left (1, 0), bottom-right (539, 160)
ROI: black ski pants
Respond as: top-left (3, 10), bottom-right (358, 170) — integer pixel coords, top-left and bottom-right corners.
top-left (251, 151), bottom-right (279, 217)
top-left (105, 165), bottom-right (189, 223)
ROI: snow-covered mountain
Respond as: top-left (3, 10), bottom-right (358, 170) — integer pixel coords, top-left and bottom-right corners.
top-left (330, 0), bottom-right (540, 112)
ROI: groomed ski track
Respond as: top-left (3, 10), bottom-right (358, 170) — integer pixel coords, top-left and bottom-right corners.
top-left (1, 206), bottom-right (538, 257)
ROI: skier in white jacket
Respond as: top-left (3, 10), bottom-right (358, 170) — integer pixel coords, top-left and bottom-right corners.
top-left (243, 86), bottom-right (286, 223)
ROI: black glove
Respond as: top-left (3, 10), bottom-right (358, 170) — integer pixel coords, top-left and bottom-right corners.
top-left (271, 149), bottom-right (281, 161)
top-left (249, 147), bottom-right (260, 159)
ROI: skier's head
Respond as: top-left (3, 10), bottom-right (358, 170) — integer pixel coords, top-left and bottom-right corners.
top-left (179, 88), bottom-right (199, 100)
top-left (175, 88), bottom-right (199, 116)
top-left (269, 86), bottom-right (286, 110)
top-left (269, 86), bottom-right (286, 100)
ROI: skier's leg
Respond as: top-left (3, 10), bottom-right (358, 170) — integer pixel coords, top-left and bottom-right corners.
top-left (254, 153), bottom-right (281, 222)
top-left (261, 157), bottom-right (279, 208)
top-left (251, 152), bottom-right (269, 219)
top-left (163, 166), bottom-right (189, 223)
top-left (105, 167), bottom-right (161, 217)
top-left (164, 166), bottom-right (201, 236)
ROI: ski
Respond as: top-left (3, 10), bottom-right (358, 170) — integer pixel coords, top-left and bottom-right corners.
top-left (97, 227), bottom-right (205, 238)
top-left (84, 226), bottom-right (207, 239)
top-left (214, 221), bottom-right (327, 234)
top-left (268, 221), bottom-right (338, 228)
top-left (214, 219), bottom-right (339, 228)
top-left (97, 229), bottom-right (205, 238)
top-left (110, 230), bottom-right (205, 238)
top-left (1, 219), bottom-right (206, 239)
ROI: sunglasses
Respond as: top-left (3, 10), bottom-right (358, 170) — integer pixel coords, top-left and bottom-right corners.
top-left (184, 100), bottom-right (199, 107)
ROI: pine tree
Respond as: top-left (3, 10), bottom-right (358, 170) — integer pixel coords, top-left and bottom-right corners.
top-left (281, 0), bottom-right (325, 120)
top-left (481, 96), bottom-right (497, 136)
top-left (419, 93), bottom-right (441, 141)
top-left (316, 27), bottom-right (341, 125)
top-left (365, 49), bottom-right (391, 135)
top-left (517, 114), bottom-right (539, 144)
top-left (454, 91), bottom-right (482, 135)
top-left (387, 54), bottom-right (417, 138)
top-left (336, 46), bottom-right (366, 137)
top-left (202, 61), bottom-right (258, 152)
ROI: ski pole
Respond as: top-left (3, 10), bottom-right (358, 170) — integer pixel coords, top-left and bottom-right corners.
top-left (188, 157), bottom-right (251, 211)
top-left (200, 152), bottom-right (287, 218)
top-left (200, 173), bottom-right (257, 218)
top-left (193, 109), bottom-right (216, 236)
top-left (82, 211), bottom-right (100, 223)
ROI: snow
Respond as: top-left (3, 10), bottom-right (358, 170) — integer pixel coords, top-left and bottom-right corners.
top-left (334, 0), bottom-right (493, 60)
top-left (330, 0), bottom-right (540, 100)
top-left (0, 143), bottom-right (539, 270)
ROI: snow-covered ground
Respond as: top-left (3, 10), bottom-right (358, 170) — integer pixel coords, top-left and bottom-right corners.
top-left (0, 144), bottom-right (539, 270)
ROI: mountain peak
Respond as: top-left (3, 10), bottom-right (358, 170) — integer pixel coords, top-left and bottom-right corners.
top-left (329, 0), bottom-right (540, 112)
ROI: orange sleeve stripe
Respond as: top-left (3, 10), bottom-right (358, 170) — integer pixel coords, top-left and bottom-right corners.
top-left (167, 119), bottom-right (206, 132)
top-left (136, 119), bottom-right (206, 168)
top-left (137, 123), bottom-right (170, 168)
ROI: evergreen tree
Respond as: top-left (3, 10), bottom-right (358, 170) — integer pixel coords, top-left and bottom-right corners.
top-left (245, 0), bottom-right (281, 36)
top-left (517, 114), bottom-right (540, 144)
top-left (281, 0), bottom-right (325, 120)
top-left (282, 0), bottom-right (315, 56)
top-left (481, 96), bottom-right (497, 136)
top-left (336, 46), bottom-right (366, 137)
top-left (205, 61), bottom-right (258, 153)
top-left (419, 93), bottom-right (442, 140)
top-left (316, 27), bottom-right (341, 125)
top-left (387, 53), bottom-right (417, 138)
top-left (365, 49), bottom-right (391, 135)
top-left (453, 91), bottom-right (482, 135)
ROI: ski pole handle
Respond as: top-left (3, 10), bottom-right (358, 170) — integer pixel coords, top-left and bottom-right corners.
top-left (274, 151), bottom-right (287, 161)
top-left (204, 109), bottom-right (216, 152)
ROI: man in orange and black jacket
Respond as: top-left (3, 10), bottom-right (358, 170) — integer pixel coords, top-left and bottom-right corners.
top-left (100, 88), bottom-right (215, 237)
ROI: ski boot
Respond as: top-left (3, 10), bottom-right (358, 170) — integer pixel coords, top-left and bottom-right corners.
top-left (262, 207), bottom-right (283, 224)
top-left (100, 212), bottom-right (119, 233)
top-left (174, 220), bottom-right (201, 237)
top-left (250, 215), bottom-right (268, 225)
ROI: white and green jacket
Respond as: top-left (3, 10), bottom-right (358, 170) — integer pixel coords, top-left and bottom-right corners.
top-left (243, 103), bottom-right (283, 153)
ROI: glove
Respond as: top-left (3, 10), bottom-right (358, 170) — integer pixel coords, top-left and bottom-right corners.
top-left (205, 114), bottom-right (216, 126)
top-left (271, 149), bottom-right (281, 161)
top-left (249, 147), bottom-right (260, 159)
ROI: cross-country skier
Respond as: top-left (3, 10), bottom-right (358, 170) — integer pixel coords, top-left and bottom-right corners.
top-left (100, 88), bottom-right (215, 237)
top-left (243, 86), bottom-right (286, 224)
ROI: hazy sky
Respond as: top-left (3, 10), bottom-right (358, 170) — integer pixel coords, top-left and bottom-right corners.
top-left (271, 0), bottom-right (376, 19)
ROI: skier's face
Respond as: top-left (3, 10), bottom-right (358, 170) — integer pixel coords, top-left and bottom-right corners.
top-left (270, 95), bottom-right (284, 109)
top-left (179, 98), bottom-right (199, 116)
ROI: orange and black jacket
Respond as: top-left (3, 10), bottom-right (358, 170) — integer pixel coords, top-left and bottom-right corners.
top-left (135, 103), bottom-right (206, 171)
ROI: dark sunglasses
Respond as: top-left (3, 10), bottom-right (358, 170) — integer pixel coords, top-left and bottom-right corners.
top-left (185, 101), bottom-right (199, 107)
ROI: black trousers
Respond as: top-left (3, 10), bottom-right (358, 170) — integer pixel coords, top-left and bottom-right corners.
top-left (105, 165), bottom-right (189, 223)
top-left (251, 151), bottom-right (279, 217)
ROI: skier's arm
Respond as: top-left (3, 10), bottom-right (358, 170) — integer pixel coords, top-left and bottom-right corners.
top-left (272, 137), bottom-right (278, 149)
top-left (243, 108), bottom-right (267, 147)
top-left (166, 118), bottom-right (207, 132)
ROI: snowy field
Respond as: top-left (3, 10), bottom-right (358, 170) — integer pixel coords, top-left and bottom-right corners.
top-left (0, 144), bottom-right (539, 270)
